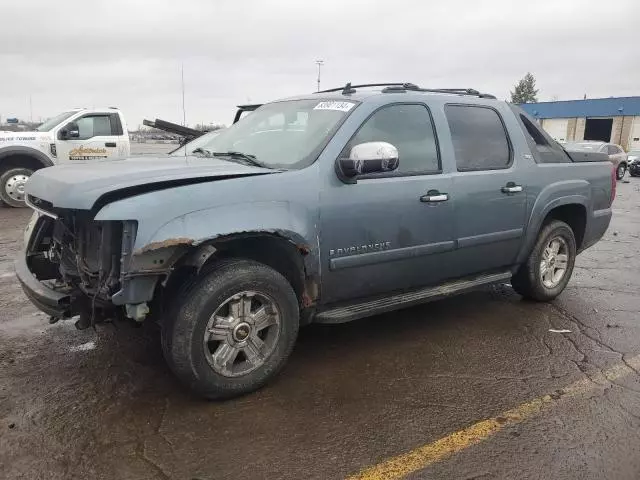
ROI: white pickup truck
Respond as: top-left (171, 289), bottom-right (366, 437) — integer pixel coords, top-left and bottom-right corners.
top-left (0, 108), bottom-right (130, 207)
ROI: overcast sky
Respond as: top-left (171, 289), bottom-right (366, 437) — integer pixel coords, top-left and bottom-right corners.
top-left (1, 0), bottom-right (639, 128)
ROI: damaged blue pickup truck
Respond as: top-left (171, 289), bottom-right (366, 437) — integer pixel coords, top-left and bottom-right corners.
top-left (17, 83), bottom-right (615, 399)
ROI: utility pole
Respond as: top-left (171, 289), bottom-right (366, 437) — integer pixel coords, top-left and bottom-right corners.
top-left (315, 60), bottom-right (324, 92)
top-left (181, 63), bottom-right (186, 127)
top-left (29, 95), bottom-right (33, 124)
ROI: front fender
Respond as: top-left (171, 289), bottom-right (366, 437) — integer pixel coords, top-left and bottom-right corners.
top-left (516, 180), bottom-right (590, 264)
top-left (145, 201), bottom-right (317, 261)
top-left (97, 200), bottom-right (319, 276)
top-left (94, 168), bottom-right (321, 278)
top-left (0, 145), bottom-right (54, 168)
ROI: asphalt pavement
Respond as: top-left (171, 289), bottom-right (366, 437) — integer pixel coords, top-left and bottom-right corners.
top-left (1, 179), bottom-right (639, 480)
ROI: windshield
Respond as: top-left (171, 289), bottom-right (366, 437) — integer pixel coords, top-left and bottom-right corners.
top-left (564, 142), bottom-right (604, 152)
top-left (184, 99), bottom-right (357, 169)
top-left (35, 111), bottom-right (76, 132)
top-left (170, 129), bottom-right (224, 157)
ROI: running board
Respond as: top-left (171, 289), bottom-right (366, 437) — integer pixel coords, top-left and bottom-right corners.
top-left (314, 271), bottom-right (512, 324)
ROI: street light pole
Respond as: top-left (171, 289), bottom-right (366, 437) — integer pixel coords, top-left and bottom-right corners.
top-left (315, 60), bottom-right (324, 92)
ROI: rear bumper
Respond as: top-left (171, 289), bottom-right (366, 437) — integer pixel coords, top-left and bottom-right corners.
top-left (15, 252), bottom-right (72, 318)
top-left (581, 208), bottom-right (612, 252)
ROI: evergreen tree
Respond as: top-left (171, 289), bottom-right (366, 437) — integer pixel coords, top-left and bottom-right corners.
top-left (510, 73), bottom-right (539, 103)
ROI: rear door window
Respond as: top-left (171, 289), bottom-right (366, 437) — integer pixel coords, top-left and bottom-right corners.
top-left (445, 105), bottom-right (511, 171)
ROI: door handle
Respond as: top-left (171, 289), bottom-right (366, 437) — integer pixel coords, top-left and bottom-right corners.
top-left (105, 142), bottom-right (116, 147)
top-left (501, 182), bottom-right (523, 194)
top-left (420, 191), bottom-right (449, 203)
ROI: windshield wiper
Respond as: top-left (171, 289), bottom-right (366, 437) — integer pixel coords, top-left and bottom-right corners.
top-left (191, 147), bottom-right (213, 156)
top-left (211, 151), bottom-right (268, 168)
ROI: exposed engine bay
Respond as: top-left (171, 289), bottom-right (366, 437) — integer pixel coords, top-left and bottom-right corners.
top-left (57, 216), bottom-right (122, 298)
top-left (25, 210), bottom-right (125, 328)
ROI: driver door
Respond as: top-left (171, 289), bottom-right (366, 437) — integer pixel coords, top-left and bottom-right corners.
top-left (56, 113), bottom-right (125, 163)
top-left (319, 103), bottom-right (456, 303)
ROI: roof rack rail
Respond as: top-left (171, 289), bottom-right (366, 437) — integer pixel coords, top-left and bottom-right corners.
top-left (316, 83), bottom-right (496, 99)
top-left (318, 82), bottom-right (408, 94)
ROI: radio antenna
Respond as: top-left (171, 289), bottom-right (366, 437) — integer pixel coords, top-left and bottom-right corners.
top-left (181, 63), bottom-right (186, 127)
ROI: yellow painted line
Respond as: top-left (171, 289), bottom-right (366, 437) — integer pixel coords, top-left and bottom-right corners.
top-left (347, 354), bottom-right (640, 480)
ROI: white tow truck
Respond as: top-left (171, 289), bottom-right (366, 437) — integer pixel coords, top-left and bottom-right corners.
top-left (0, 108), bottom-right (130, 207)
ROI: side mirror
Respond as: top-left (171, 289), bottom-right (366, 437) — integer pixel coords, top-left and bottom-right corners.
top-left (59, 122), bottom-right (80, 140)
top-left (337, 142), bottom-right (399, 181)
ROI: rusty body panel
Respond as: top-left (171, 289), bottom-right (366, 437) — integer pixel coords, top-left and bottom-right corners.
top-left (134, 237), bottom-right (194, 255)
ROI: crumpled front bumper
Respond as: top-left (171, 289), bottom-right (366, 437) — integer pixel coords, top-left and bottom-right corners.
top-left (15, 251), bottom-right (72, 318)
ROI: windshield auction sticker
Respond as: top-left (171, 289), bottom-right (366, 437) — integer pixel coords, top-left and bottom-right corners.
top-left (314, 101), bottom-right (355, 112)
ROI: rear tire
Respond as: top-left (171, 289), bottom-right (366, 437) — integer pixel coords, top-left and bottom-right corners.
top-left (161, 259), bottom-right (299, 399)
top-left (0, 167), bottom-right (33, 208)
top-left (511, 220), bottom-right (576, 302)
top-left (616, 163), bottom-right (626, 180)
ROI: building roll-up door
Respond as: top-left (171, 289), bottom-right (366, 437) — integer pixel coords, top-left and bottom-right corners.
top-left (629, 117), bottom-right (640, 151)
top-left (541, 118), bottom-right (569, 142)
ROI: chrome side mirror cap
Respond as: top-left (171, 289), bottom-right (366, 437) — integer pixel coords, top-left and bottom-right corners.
top-left (337, 142), bottom-right (399, 181)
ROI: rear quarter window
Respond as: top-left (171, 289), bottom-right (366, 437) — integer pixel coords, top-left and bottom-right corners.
top-left (510, 106), bottom-right (571, 163)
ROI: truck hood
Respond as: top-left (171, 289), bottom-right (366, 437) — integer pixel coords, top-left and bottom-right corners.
top-left (25, 156), bottom-right (277, 210)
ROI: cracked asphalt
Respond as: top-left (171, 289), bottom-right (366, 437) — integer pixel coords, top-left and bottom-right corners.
top-left (1, 180), bottom-right (639, 480)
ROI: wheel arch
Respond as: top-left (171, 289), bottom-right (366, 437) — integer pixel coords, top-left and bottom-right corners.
top-left (541, 204), bottom-right (586, 249)
top-left (204, 232), bottom-right (314, 307)
top-left (158, 232), bottom-right (319, 322)
top-left (0, 146), bottom-right (54, 172)
top-left (517, 190), bottom-right (589, 264)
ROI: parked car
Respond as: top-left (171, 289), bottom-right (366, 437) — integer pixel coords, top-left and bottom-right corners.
top-left (17, 82), bottom-right (615, 399)
top-left (0, 108), bottom-right (131, 207)
top-left (628, 150), bottom-right (640, 177)
top-left (563, 141), bottom-right (628, 180)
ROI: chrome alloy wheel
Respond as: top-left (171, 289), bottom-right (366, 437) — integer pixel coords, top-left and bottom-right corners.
top-left (204, 291), bottom-right (281, 377)
top-left (540, 236), bottom-right (569, 288)
top-left (4, 173), bottom-right (30, 203)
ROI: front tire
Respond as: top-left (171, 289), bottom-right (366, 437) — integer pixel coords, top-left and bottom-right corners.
top-left (616, 163), bottom-right (627, 180)
top-left (0, 167), bottom-right (33, 208)
top-left (511, 220), bottom-right (576, 302)
top-left (162, 259), bottom-right (299, 399)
